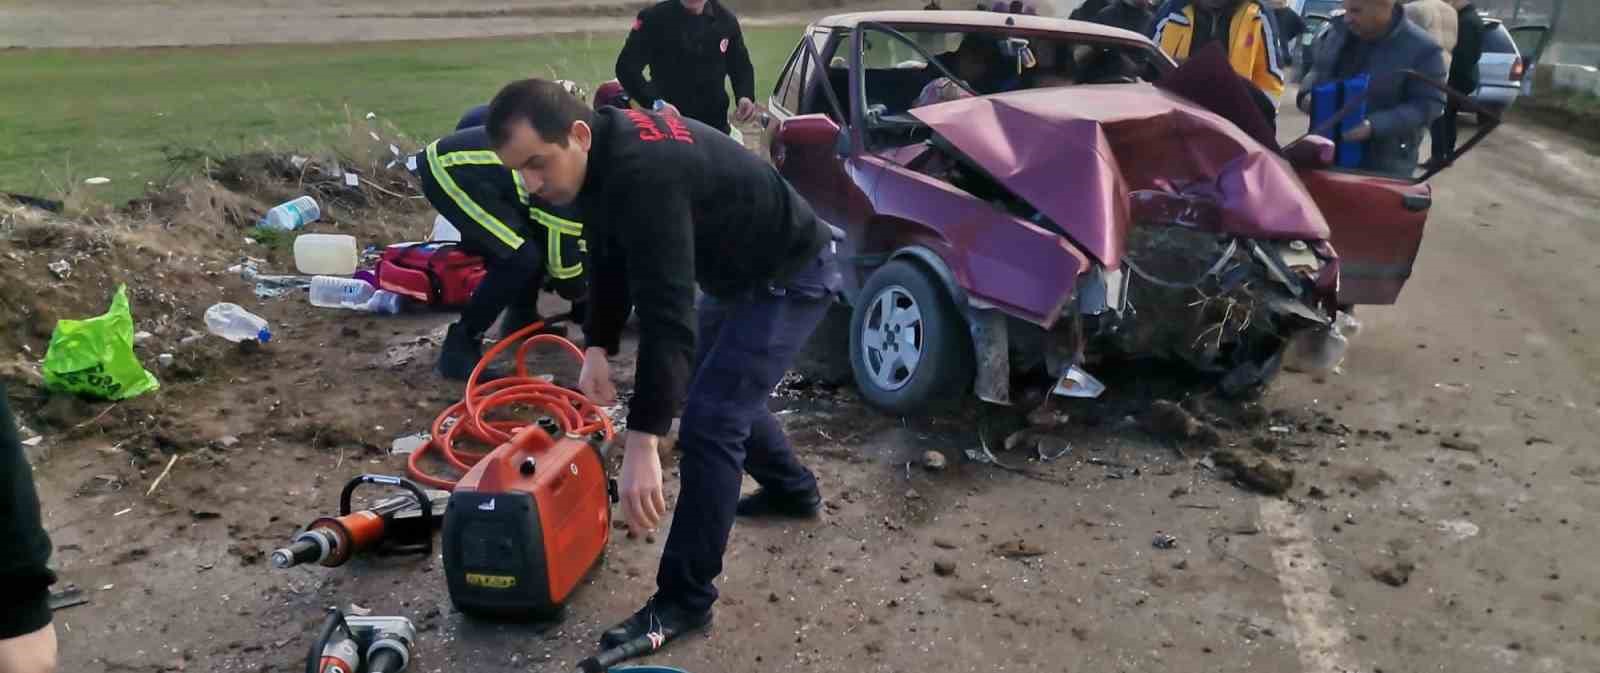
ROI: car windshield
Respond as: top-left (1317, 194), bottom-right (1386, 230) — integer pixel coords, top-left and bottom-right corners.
top-left (1482, 24), bottom-right (1516, 54)
top-left (851, 25), bottom-right (1164, 121)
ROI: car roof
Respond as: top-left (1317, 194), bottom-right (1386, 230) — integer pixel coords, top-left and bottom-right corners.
top-left (813, 10), bottom-right (1149, 42)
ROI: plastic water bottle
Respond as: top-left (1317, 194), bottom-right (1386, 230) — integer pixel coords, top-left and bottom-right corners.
top-left (204, 303), bottom-right (272, 343)
top-left (309, 276), bottom-right (376, 309)
top-left (364, 290), bottom-right (409, 315)
top-left (259, 196), bottom-right (321, 232)
top-left (293, 233), bottom-right (357, 275)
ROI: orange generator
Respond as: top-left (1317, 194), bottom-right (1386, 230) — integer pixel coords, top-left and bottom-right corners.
top-left (442, 424), bottom-right (613, 619)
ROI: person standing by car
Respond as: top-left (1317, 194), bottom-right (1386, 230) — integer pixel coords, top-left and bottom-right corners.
top-left (1268, 0), bottom-right (1307, 70)
top-left (0, 386), bottom-right (59, 673)
top-left (615, 0), bottom-right (758, 135)
top-left (1091, 0), bottom-right (1157, 34)
top-left (1299, 0), bottom-right (1447, 176)
top-left (1427, 0), bottom-right (1484, 168)
top-left (484, 79), bottom-right (841, 656)
top-left (1151, 0), bottom-right (1288, 106)
top-left (1071, 0), bottom-right (1111, 21)
top-left (1403, 0), bottom-right (1457, 68)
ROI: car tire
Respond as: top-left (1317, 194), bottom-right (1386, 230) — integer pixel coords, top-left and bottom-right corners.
top-left (848, 260), bottom-right (973, 415)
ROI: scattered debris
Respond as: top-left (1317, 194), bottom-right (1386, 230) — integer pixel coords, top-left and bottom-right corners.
top-left (348, 604), bottom-right (372, 617)
top-left (215, 435), bottom-right (239, 449)
top-left (1306, 486), bottom-right (1329, 499)
top-left (1436, 519), bottom-right (1480, 541)
top-left (189, 510), bottom-right (222, 520)
top-left (48, 584), bottom-right (89, 612)
top-left (1037, 437), bottom-right (1073, 462)
top-left (1151, 533), bottom-right (1178, 549)
top-left (1025, 403), bottom-right (1070, 428)
top-left (391, 433), bottom-right (430, 455)
top-left (1340, 464), bottom-right (1394, 491)
top-left (1212, 448), bottom-right (1295, 495)
top-left (1144, 400), bottom-right (1221, 446)
top-left (921, 450), bottom-right (948, 471)
top-left (113, 507), bottom-right (133, 517)
top-left (932, 560), bottom-right (958, 577)
top-left (932, 538), bottom-right (960, 550)
top-left (1268, 425), bottom-right (1293, 435)
top-left (990, 539), bottom-right (1046, 558)
top-left (1370, 559), bottom-right (1415, 587)
top-left (1440, 434), bottom-right (1482, 453)
top-left (21, 436), bottom-right (42, 448)
top-left (47, 260), bottom-right (72, 279)
top-left (84, 177), bottom-right (111, 185)
top-left (904, 488), bottom-right (922, 501)
top-left (157, 353), bottom-right (175, 368)
top-left (146, 454), bottom-right (180, 496)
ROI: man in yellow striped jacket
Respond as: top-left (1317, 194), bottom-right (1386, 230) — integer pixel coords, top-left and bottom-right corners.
top-left (413, 123), bottom-right (588, 380)
top-left (1151, 0), bottom-right (1287, 108)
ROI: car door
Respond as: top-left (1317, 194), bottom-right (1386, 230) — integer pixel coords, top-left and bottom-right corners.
top-left (766, 27), bottom-right (885, 295)
top-left (1291, 72), bottom-right (1497, 306)
top-left (1508, 24), bottom-right (1552, 94)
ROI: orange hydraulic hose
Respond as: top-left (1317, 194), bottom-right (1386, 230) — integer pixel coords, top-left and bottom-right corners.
top-left (407, 320), bottom-right (615, 490)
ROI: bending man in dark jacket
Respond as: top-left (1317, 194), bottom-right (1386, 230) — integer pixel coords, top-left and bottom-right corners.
top-left (0, 386), bottom-right (58, 673)
top-left (1298, 0), bottom-right (1446, 176)
top-left (1091, 0), bottom-right (1156, 34)
top-left (615, 0), bottom-right (758, 135)
top-left (1428, 0), bottom-right (1484, 167)
top-left (485, 79), bottom-right (840, 654)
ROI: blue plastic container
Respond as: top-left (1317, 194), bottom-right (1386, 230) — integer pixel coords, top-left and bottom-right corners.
top-left (1310, 73), bottom-right (1370, 169)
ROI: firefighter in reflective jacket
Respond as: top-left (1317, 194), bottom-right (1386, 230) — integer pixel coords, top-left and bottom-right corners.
top-left (412, 125), bottom-right (587, 380)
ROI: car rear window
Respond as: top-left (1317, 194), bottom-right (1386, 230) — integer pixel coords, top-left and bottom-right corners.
top-left (1483, 25), bottom-right (1516, 54)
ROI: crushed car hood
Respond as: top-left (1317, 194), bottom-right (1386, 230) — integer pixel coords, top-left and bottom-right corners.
top-left (907, 84), bottom-right (1331, 266)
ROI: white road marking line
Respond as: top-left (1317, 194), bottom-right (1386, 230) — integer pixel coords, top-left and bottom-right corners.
top-left (1259, 497), bottom-right (1358, 673)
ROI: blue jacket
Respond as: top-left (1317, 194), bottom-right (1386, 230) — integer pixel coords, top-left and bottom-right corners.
top-left (1300, 6), bottom-right (1447, 175)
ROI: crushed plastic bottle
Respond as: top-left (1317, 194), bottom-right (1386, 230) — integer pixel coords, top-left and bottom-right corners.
top-left (258, 196), bottom-right (321, 232)
top-left (1284, 311), bottom-right (1361, 375)
top-left (204, 303), bottom-right (272, 343)
top-left (309, 276), bottom-right (375, 309)
top-left (364, 290), bottom-right (408, 315)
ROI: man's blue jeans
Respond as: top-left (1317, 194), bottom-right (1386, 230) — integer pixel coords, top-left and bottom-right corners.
top-left (655, 245), bottom-right (842, 613)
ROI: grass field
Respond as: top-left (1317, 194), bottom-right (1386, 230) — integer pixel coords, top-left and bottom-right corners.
top-left (0, 26), bottom-right (801, 204)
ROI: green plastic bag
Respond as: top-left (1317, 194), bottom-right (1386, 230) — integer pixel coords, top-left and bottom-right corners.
top-left (42, 284), bottom-right (160, 400)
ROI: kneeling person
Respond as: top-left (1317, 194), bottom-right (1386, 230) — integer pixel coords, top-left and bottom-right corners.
top-left (413, 124), bottom-right (588, 380)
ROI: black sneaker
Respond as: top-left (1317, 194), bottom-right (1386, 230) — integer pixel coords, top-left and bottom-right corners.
top-left (735, 487), bottom-right (822, 519)
top-left (436, 323), bottom-right (506, 381)
top-left (599, 598), bottom-right (713, 651)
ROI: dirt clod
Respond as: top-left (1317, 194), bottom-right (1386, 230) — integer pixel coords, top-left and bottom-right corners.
top-left (1370, 559), bottom-right (1416, 587)
top-left (1440, 435), bottom-right (1482, 453)
top-left (1212, 448), bottom-right (1295, 495)
top-left (1144, 400), bottom-right (1221, 447)
top-left (932, 537), bottom-right (960, 550)
top-left (1340, 464), bottom-right (1394, 491)
top-left (990, 539), bottom-right (1046, 558)
top-left (932, 560), bottom-right (957, 577)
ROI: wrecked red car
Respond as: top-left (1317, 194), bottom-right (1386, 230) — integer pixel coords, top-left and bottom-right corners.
top-left (759, 11), bottom-right (1486, 414)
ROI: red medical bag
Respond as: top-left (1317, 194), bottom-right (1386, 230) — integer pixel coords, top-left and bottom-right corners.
top-left (376, 243), bottom-right (487, 308)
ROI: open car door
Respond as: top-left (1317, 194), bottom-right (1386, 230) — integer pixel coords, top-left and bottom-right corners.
top-left (1289, 71), bottom-right (1497, 306)
top-left (1508, 24), bottom-right (1552, 95)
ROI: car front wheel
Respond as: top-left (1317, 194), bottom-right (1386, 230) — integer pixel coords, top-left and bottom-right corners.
top-left (848, 260), bottom-right (973, 414)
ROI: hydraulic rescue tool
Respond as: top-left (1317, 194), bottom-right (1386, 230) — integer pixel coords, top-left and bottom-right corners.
top-left (272, 475), bottom-right (448, 569)
top-left (306, 607), bottom-right (417, 673)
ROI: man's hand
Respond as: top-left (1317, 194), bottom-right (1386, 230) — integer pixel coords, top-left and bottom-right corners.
top-left (578, 347), bottom-right (618, 405)
top-left (619, 431), bottom-right (667, 535)
top-left (1343, 119), bottom-right (1374, 142)
top-left (734, 97), bottom-right (759, 123)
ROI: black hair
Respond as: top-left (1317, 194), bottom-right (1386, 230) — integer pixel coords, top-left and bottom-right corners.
top-left (486, 78), bottom-right (594, 149)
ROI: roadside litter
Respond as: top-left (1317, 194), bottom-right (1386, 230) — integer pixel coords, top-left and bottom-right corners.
top-left (42, 284), bottom-right (161, 400)
top-left (204, 303), bottom-right (272, 343)
top-left (294, 233), bottom-right (357, 275)
top-left (258, 195), bottom-right (321, 232)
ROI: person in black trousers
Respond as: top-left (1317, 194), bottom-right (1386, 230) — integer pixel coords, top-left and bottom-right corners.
top-left (615, 0), bottom-right (759, 135)
top-left (0, 386), bottom-right (59, 673)
top-left (1429, 0), bottom-right (1484, 167)
top-left (485, 79), bottom-right (840, 654)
